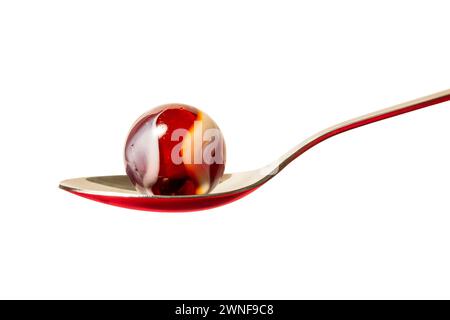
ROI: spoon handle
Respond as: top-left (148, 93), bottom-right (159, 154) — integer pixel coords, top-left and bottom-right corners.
top-left (275, 89), bottom-right (450, 172)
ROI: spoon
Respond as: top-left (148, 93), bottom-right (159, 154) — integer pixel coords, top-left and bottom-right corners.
top-left (60, 89), bottom-right (450, 212)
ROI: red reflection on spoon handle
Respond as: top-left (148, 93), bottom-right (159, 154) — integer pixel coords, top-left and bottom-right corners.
top-left (282, 90), bottom-right (450, 169)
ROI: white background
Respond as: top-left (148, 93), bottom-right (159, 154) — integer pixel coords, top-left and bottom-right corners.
top-left (0, 0), bottom-right (449, 299)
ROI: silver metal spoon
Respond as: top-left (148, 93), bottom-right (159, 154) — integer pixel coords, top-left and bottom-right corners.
top-left (60, 89), bottom-right (450, 212)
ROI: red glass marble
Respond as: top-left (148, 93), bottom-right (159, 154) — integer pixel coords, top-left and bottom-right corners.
top-left (124, 104), bottom-right (226, 196)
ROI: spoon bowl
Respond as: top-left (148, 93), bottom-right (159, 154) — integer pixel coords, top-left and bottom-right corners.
top-left (60, 89), bottom-right (450, 212)
top-left (59, 171), bottom-right (271, 212)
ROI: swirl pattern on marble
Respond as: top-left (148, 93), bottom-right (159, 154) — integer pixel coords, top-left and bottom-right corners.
top-left (124, 104), bottom-right (226, 196)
